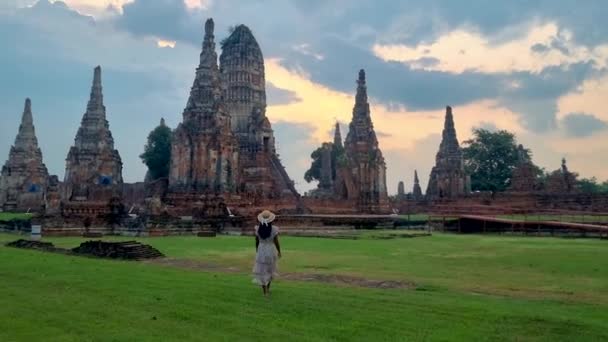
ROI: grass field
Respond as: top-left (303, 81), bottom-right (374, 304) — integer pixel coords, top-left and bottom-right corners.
top-left (0, 212), bottom-right (32, 221)
top-left (1, 232), bottom-right (607, 341)
top-left (398, 213), bottom-right (608, 224)
top-left (498, 214), bottom-right (608, 224)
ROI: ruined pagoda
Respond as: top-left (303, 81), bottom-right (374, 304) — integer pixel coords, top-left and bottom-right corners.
top-left (333, 122), bottom-right (343, 148)
top-left (168, 18), bottom-right (239, 194)
top-left (0, 99), bottom-right (49, 211)
top-left (335, 69), bottom-right (388, 212)
top-left (412, 170), bottom-right (423, 200)
top-left (219, 24), bottom-right (298, 199)
top-left (545, 158), bottom-right (578, 193)
top-left (426, 106), bottom-right (470, 199)
top-left (307, 122), bottom-right (343, 199)
top-left (63, 66), bottom-right (123, 203)
top-left (397, 181), bottom-right (406, 199)
top-left (509, 144), bottom-right (539, 192)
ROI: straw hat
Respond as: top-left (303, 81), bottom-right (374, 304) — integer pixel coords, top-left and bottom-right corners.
top-left (257, 210), bottom-right (276, 224)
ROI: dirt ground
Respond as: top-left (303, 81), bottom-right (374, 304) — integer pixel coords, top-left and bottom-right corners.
top-left (146, 258), bottom-right (415, 289)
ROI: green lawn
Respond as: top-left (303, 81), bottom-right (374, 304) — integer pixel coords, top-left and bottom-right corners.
top-left (1, 232), bottom-right (607, 341)
top-left (0, 212), bottom-right (32, 221)
top-left (498, 214), bottom-right (608, 224)
top-left (397, 213), bottom-right (608, 224)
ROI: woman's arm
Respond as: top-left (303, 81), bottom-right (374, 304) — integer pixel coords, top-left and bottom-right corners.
top-left (255, 236), bottom-right (259, 251)
top-left (273, 235), bottom-right (281, 258)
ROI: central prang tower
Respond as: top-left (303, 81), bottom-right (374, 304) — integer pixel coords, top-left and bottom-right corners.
top-left (219, 24), bottom-right (298, 199)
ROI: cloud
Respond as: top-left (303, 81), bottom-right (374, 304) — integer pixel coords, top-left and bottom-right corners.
top-left (560, 113), bottom-right (608, 137)
top-left (376, 131), bottom-right (392, 138)
top-left (409, 57), bottom-right (440, 69)
top-left (292, 43), bottom-right (324, 61)
top-left (157, 39), bottom-right (176, 48)
top-left (266, 82), bottom-right (302, 106)
top-left (476, 122), bottom-right (499, 131)
top-left (80, 1), bottom-right (608, 136)
top-left (531, 43), bottom-right (550, 54)
top-left (373, 23), bottom-right (607, 74)
top-left (113, 0), bottom-right (200, 42)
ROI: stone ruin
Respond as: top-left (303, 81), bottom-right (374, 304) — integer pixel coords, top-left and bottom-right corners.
top-left (509, 144), bottom-right (539, 192)
top-left (334, 70), bottom-right (389, 212)
top-left (7, 239), bottom-right (163, 260)
top-left (157, 19), bottom-right (300, 219)
top-left (219, 23), bottom-right (298, 200)
top-left (6, 18), bottom-right (607, 234)
top-left (61, 66), bottom-right (124, 217)
top-left (397, 181), bottom-right (406, 199)
top-left (0, 99), bottom-right (50, 212)
top-left (306, 142), bottom-right (336, 199)
top-left (307, 123), bottom-right (342, 199)
top-left (304, 71), bottom-right (389, 213)
top-left (412, 170), bottom-right (423, 201)
top-left (168, 19), bottom-right (239, 196)
top-left (545, 158), bottom-right (578, 193)
top-left (426, 106), bottom-right (470, 199)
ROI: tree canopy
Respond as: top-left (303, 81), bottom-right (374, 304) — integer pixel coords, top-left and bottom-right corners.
top-left (575, 177), bottom-right (608, 194)
top-left (140, 120), bottom-right (172, 181)
top-left (462, 128), bottom-right (539, 192)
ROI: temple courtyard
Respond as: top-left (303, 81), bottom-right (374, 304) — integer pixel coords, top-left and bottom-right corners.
top-left (1, 232), bottom-right (606, 341)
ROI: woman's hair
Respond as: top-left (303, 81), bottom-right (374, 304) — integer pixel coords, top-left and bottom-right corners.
top-left (258, 222), bottom-right (272, 239)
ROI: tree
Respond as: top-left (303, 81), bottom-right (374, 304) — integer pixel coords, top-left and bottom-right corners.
top-left (140, 119), bottom-right (172, 181)
top-left (304, 143), bottom-right (345, 183)
top-left (576, 177), bottom-right (608, 194)
top-left (462, 128), bottom-right (540, 192)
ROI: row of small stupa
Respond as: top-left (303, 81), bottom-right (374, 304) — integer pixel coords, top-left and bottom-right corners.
top-left (0, 18), bottom-right (471, 213)
top-left (310, 102), bottom-right (470, 204)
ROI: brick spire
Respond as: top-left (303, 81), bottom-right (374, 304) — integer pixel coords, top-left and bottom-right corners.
top-left (412, 170), bottom-right (423, 200)
top-left (333, 121), bottom-right (343, 148)
top-left (397, 181), bottom-right (405, 196)
top-left (437, 106), bottom-right (460, 159)
top-left (1, 98), bottom-right (49, 211)
top-left (183, 18), bottom-right (228, 130)
top-left (345, 69), bottom-right (379, 148)
top-left (14, 98), bottom-right (39, 150)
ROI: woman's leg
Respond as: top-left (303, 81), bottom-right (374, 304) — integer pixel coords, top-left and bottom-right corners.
top-left (267, 280), bottom-right (272, 293)
top-left (261, 285), bottom-right (267, 295)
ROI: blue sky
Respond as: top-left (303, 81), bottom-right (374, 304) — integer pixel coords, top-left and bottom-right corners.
top-left (1, 0), bottom-right (607, 194)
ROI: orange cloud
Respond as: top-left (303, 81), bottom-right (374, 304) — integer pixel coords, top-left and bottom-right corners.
top-left (373, 22), bottom-right (608, 74)
top-left (157, 39), bottom-right (176, 48)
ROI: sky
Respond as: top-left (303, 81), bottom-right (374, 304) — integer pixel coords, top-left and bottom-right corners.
top-left (1, 0), bottom-right (607, 195)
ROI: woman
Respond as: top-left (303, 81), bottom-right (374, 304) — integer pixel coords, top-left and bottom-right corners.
top-left (252, 210), bottom-right (282, 296)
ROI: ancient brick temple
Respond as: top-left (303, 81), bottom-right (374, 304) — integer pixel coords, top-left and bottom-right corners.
top-left (62, 66), bottom-right (123, 203)
top-left (168, 19), bottom-right (239, 195)
top-left (426, 106), bottom-right (470, 199)
top-left (397, 181), bottom-right (406, 199)
top-left (219, 24), bottom-right (298, 199)
top-left (0, 99), bottom-right (49, 211)
top-left (412, 170), bottom-right (423, 200)
top-left (509, 144), bottom-right (539, 192)
top-left (334, 69), bottom-right (388, 212)
top-left (545, 158), bottom-right (578, 193)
